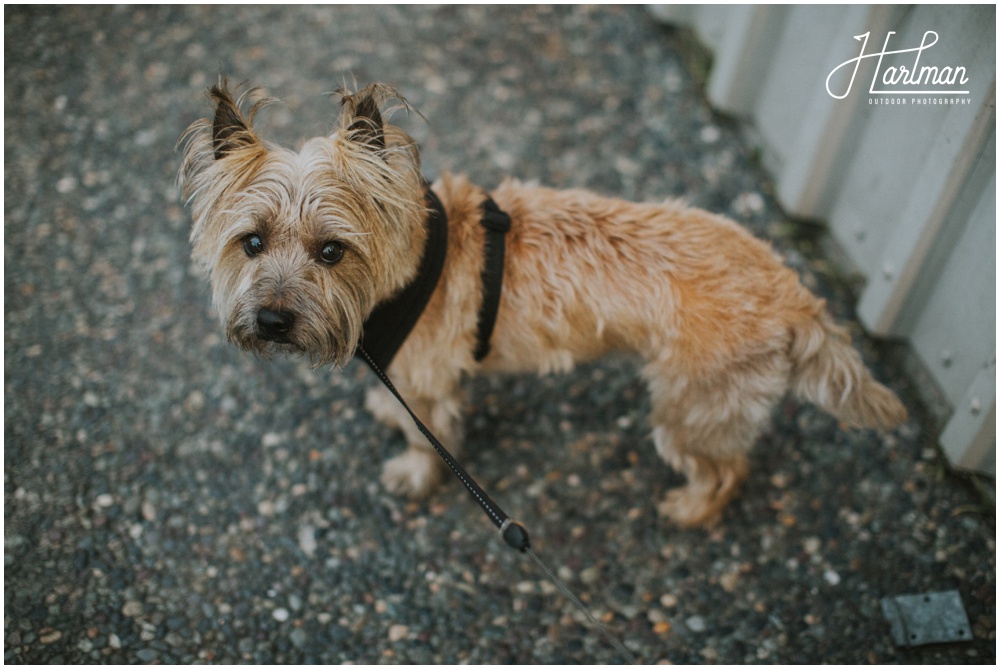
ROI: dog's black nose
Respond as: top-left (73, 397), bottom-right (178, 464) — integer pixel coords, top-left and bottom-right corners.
top-left (256, 307), bottom-right (296, 341)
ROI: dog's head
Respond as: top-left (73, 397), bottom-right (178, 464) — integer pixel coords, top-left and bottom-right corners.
top-left (179, 80), bottom-right (426, 367)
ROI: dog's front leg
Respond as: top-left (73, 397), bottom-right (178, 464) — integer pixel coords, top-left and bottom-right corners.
top-left (366, 382), bottom-right (464, 498)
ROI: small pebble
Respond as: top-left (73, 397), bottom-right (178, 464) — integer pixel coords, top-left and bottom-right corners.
top-left (297, 525), bottom-right (317, 558)
top-left (699, 125), bottom-right (721, 143)
top-left (122, 601), bottom-right (143, 617)
top-left (134, 128), bottom-right (158, 146)
top-left (719, 571), bottom-right (740, 593)
top-left (136, 649), bottom-right (159, 662)
top-left (515, 581), bottom-right (536, 594)
top-left (685, 615), bottom-right (707, 633)
top-left (733, 191), bottom-right (765, 216)
top-left (56, 176), bottom-right (77, 193)
top-left (647, 609), bottom-right (667, 624)
top-left (388, 624), bottom-right (409, 642)
top-left (40, 630), bottom-right (62, 644)
top-left (290, 628), bottom-right (308, 650)
top-left (262, 432), bottom-right (284, 447)
top-left (272, 608), bottom-right (290, 622)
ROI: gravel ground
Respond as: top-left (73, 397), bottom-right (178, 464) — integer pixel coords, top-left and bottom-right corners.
top-left (4, 5), bottom-right (995, 664)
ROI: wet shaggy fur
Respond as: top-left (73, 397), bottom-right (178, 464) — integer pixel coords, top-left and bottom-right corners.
top-left (180, 81), bottom-right (907, 527)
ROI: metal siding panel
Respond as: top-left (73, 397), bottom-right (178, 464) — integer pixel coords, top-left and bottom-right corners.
top-left (753, 6), bottom-right (853, 178)
top-left (908, 173), bottom-right (996, 403)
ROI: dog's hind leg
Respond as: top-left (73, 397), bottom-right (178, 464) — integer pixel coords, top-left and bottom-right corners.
top-left (644, 353), bottom-right (788, 527)
top-left (652, 425), bottom-right (750, 528)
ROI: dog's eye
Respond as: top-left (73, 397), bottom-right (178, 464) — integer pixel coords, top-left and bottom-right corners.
top-left (243, 234), bottom-right (265, 258)
top-left (319, 241), bottom-right (345, 265)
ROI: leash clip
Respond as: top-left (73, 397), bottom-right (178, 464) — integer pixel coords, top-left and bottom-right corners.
top-left (499, 518), bottom-right (531, 552)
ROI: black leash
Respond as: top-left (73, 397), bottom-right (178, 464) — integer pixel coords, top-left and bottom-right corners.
top-left (357, 345), bottom-right (637, 663)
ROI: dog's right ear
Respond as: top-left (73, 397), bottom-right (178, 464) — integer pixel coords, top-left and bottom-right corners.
top-left (209, 82), bottom-right (260, 159)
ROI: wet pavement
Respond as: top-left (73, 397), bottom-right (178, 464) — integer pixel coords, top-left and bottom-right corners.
top-left (4, 5), bottom-right (994, 663)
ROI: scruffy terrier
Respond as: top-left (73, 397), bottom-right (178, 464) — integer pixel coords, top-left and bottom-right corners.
top-left (179, 81), bottom-right (907, 527)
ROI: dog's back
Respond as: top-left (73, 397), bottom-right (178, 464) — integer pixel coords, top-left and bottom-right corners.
top-left (465, 178), bottom-right (905, 526)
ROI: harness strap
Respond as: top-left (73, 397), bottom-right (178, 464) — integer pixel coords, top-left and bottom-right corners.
top-left (473, 196), bottom-right (511, 361)
top-left (359, 185), bottom-right (448, 371)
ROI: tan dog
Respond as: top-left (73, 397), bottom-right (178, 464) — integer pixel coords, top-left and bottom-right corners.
top-left (180, 82), bottom-right (907, 527)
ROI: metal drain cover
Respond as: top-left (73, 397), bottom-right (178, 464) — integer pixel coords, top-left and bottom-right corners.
top-left (881, 590), bottom-right (973, 647)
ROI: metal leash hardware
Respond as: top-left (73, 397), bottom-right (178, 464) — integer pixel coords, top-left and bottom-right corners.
top-left (356, 345), bottom-right (638, 664)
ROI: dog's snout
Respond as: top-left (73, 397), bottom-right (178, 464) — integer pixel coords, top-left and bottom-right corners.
top-left (256, 307), bottom-right (296, 341)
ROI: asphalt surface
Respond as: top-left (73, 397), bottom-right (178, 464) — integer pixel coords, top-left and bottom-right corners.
top-left (4, 5), bottom-right (995, 664)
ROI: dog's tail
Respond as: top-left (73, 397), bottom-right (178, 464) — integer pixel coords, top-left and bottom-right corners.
top-left (789, 307), bottom-right (907, 429)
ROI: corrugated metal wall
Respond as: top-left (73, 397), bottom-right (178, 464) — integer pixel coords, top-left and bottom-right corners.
top-left (651, 4), bottom-right (995, 476)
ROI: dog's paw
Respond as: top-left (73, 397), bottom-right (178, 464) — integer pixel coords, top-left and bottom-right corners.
top-left (381, 449), bottom-right (443, 498)
top-left (657, 488), bottom-right (722, 528)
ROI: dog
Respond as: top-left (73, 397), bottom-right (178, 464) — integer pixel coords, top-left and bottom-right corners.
top-left (179, 81), bottom-right (907, 527)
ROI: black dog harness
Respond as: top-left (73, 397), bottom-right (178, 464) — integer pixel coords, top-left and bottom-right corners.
top-left (358, 183), bottom-right (510, 370)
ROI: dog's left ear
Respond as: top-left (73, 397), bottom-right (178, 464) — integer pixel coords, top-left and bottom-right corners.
top-left (340, 85), bottom-right (388, 151)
